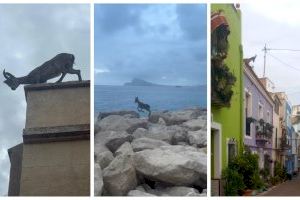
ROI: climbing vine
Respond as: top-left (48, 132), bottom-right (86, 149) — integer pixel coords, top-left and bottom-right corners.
top-left (211, 11), bottom-right (237, 107)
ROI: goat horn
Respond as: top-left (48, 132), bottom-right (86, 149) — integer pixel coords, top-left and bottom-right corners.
top-left (3, 69), bottom-right (8, 79)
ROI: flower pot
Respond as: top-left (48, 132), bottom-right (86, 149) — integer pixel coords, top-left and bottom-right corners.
top-left (243, 189), bottom-right (253, 196)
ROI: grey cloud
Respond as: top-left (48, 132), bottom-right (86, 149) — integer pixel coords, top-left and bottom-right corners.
top-left (95, 4), bottom-right (207, 86)
top-left (176, 4), bottom-right (207, 41)
top-left (95, 4), bottom-right (147, 35)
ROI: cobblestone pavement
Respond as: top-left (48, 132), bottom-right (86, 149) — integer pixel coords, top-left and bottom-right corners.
top-left (261, 175), bottom-right (300, 196)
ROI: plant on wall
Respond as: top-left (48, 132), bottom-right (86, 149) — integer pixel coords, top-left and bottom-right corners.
top-left (223, 149), bottom-right (264, 196)
top-left (255, 119), bottom-right (273, 140)
top-left (211, 11), bottom-right (237, 107)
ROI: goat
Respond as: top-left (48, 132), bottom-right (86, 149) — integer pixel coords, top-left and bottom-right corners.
top-left (3, 53), bottom-right (82, 90)
top-left (135, 97), bottom-right (151, 117)
top-left (243, 55), bottom-right (257, 66)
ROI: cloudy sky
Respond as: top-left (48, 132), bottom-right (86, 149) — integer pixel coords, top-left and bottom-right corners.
top-left (242, 1), bottom-right (300, 105)
top-left (0, 4), bottom-right (90, 195)
top-left (94, 4), bottom-right (207, 86)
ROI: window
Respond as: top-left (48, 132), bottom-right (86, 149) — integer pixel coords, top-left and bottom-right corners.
top-left (245, 91), bottom-right (252, 117)
top-left (246, 120), bottom-right (251, 136)
top-left (245, 90), bottom-right (252, 137)
top-left (267, 111), bottom-right (270, 123)
top-left (228, 140), bottom-right (236, 163)
top-left (275, 99), bottom-right (279, 115)
top-left (258, 103), bottom-right (263, 119)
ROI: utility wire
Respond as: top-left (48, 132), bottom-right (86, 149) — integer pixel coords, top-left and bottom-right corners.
top-left (267, 48), bottom-right (300, 52)
top-left (268, 52), bottom-right (300, 72)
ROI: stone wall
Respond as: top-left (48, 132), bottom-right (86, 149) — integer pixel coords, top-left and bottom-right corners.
top-left (20, 140), bottom-right (89, 196)
top-left (25, 81), bottom-right (90, 129)
top-left (8, 143), bottom-right (23, 196)
top-left (16, 81), bottom-right (90, 196)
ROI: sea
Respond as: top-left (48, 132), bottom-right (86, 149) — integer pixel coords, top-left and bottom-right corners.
top-left (94, 85), bottom-right (207, 116)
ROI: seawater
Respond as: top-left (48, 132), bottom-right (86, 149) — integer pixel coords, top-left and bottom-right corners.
top-left (95, 85), bottom-right (206, 116)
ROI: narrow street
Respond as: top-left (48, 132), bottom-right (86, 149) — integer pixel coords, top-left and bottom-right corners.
top-left (261, 175), bottom-right (300, 196)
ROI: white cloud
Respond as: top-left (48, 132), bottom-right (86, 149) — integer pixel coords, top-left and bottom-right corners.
top-left (95, 68), bottom-right (110, 74)
top-left (247, 1), bottom-right (300, 27)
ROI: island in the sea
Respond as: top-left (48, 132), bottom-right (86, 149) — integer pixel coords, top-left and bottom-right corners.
top-left (124, 78), bottom-right (163, 86)
top-left (124, 78), bottom-right (206, 88)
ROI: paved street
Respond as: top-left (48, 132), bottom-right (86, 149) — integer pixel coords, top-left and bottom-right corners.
top-left (261, 175), bottom-right (300, 196)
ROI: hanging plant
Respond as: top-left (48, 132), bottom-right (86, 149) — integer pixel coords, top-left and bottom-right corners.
top-left (259, 119), bottom-right (265, 125)
top-left (246, 117), bottom-right (256, 124)
top-left (211, 11), bottom-right (236, 108)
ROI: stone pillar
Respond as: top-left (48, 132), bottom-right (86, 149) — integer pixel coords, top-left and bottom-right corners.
top-left (19, 81), bottom-right (90, 196)
top-left (8, 144), bottom-right (23, 196)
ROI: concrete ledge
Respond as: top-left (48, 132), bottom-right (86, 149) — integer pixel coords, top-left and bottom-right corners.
top-left (24, 81), bottom-right (90, 101)
top-left (23, 124), bottom-right (90, 143)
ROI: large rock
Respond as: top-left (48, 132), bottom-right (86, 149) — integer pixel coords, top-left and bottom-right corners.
top-left (147, 125), bottom-right (187, 144)
top-left (95, 150), bottom-right (114, 169)
top-left (132, 128), bottom-right (149, 140)
top-left (132, 125), bottom-right (173, 143)
top-left (114, 142), bottom-right (134, 157)
top-left (95, 131), bottom-right (112, 145)
top-left (171, 125), bottom-right (188, 144)
top-left (103, 154), bottom-right (137, 196)
top-left (152, 186), bottom-right (201, 196)
top-left (133, 145), bottom-right (207, 187)
top-left (131, 138), bottom-right (170, 152)
top-left (200, 189), bottom-right (207, 196)
top-left (183, 117), bottom-right (206, 131)
top-left (187, 130), bottom-right (207, 148)
top-left (147, 125), bottom-right (174, 143)
top-left (149, 108), bottom-right (204, 126)
top-left (94, 140), bottom-right (109, 154)
top-left (105, 131), bottom-right (133, 153)
top-left (127, 190), bottom-right (155, 196)
top-left (94, 142), bottom-right (114, 169)
top-left (97, 115), bottom-right (148, 134)
top-left (98, 110), bottom-right (140, 120)
top-left (94, 163), bottom-right (104, 196)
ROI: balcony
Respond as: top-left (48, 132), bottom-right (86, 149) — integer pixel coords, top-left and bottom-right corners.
top-left (280, 137), bottom-right (291, 150)
top-left (255, 119), bottom-right (273, 146)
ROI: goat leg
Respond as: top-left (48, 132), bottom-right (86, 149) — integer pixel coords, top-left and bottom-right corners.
top-left (68, 68), bottom-right (82, 81)
top-left (56, 73), bottom-right (66, 83)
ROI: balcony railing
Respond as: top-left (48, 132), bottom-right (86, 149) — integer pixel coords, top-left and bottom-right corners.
top-left (255, 119), bottom-right (273, 146)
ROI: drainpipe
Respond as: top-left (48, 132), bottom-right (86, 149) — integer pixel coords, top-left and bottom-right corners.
top-left (240, 44), bottom-right (244, 151)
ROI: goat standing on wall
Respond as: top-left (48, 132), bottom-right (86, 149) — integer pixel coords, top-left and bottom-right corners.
top-left (135, 97), bottom-right (151, 117)
top-left (3, 53), bottom-right (82, 90)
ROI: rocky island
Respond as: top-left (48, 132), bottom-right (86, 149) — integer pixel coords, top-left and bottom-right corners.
top-left (94, 107), bottom-right (207, 196)
top-left (124, 78), bottom-right (165, 86)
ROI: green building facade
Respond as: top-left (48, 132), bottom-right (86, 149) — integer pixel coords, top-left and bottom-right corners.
top-left (211, 4), bottom-right (244, 195)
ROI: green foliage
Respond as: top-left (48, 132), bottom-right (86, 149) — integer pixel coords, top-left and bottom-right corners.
top-left (270, 176), bottom-right (281, 186)
top-left (274, 162), bottom-right (287, 181)
top-left (222, 167), bottom-right (245, 196)
top-left (211, 23), bottom-right (236, 108)
top-left (211, 61), bottom-right (236, 107)
top-left (260, 168), bottom-right (270, 181)
top-left (222, 150), bottom-right (265, 195)
top-left (250, 171), bottom-right (265, 190)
